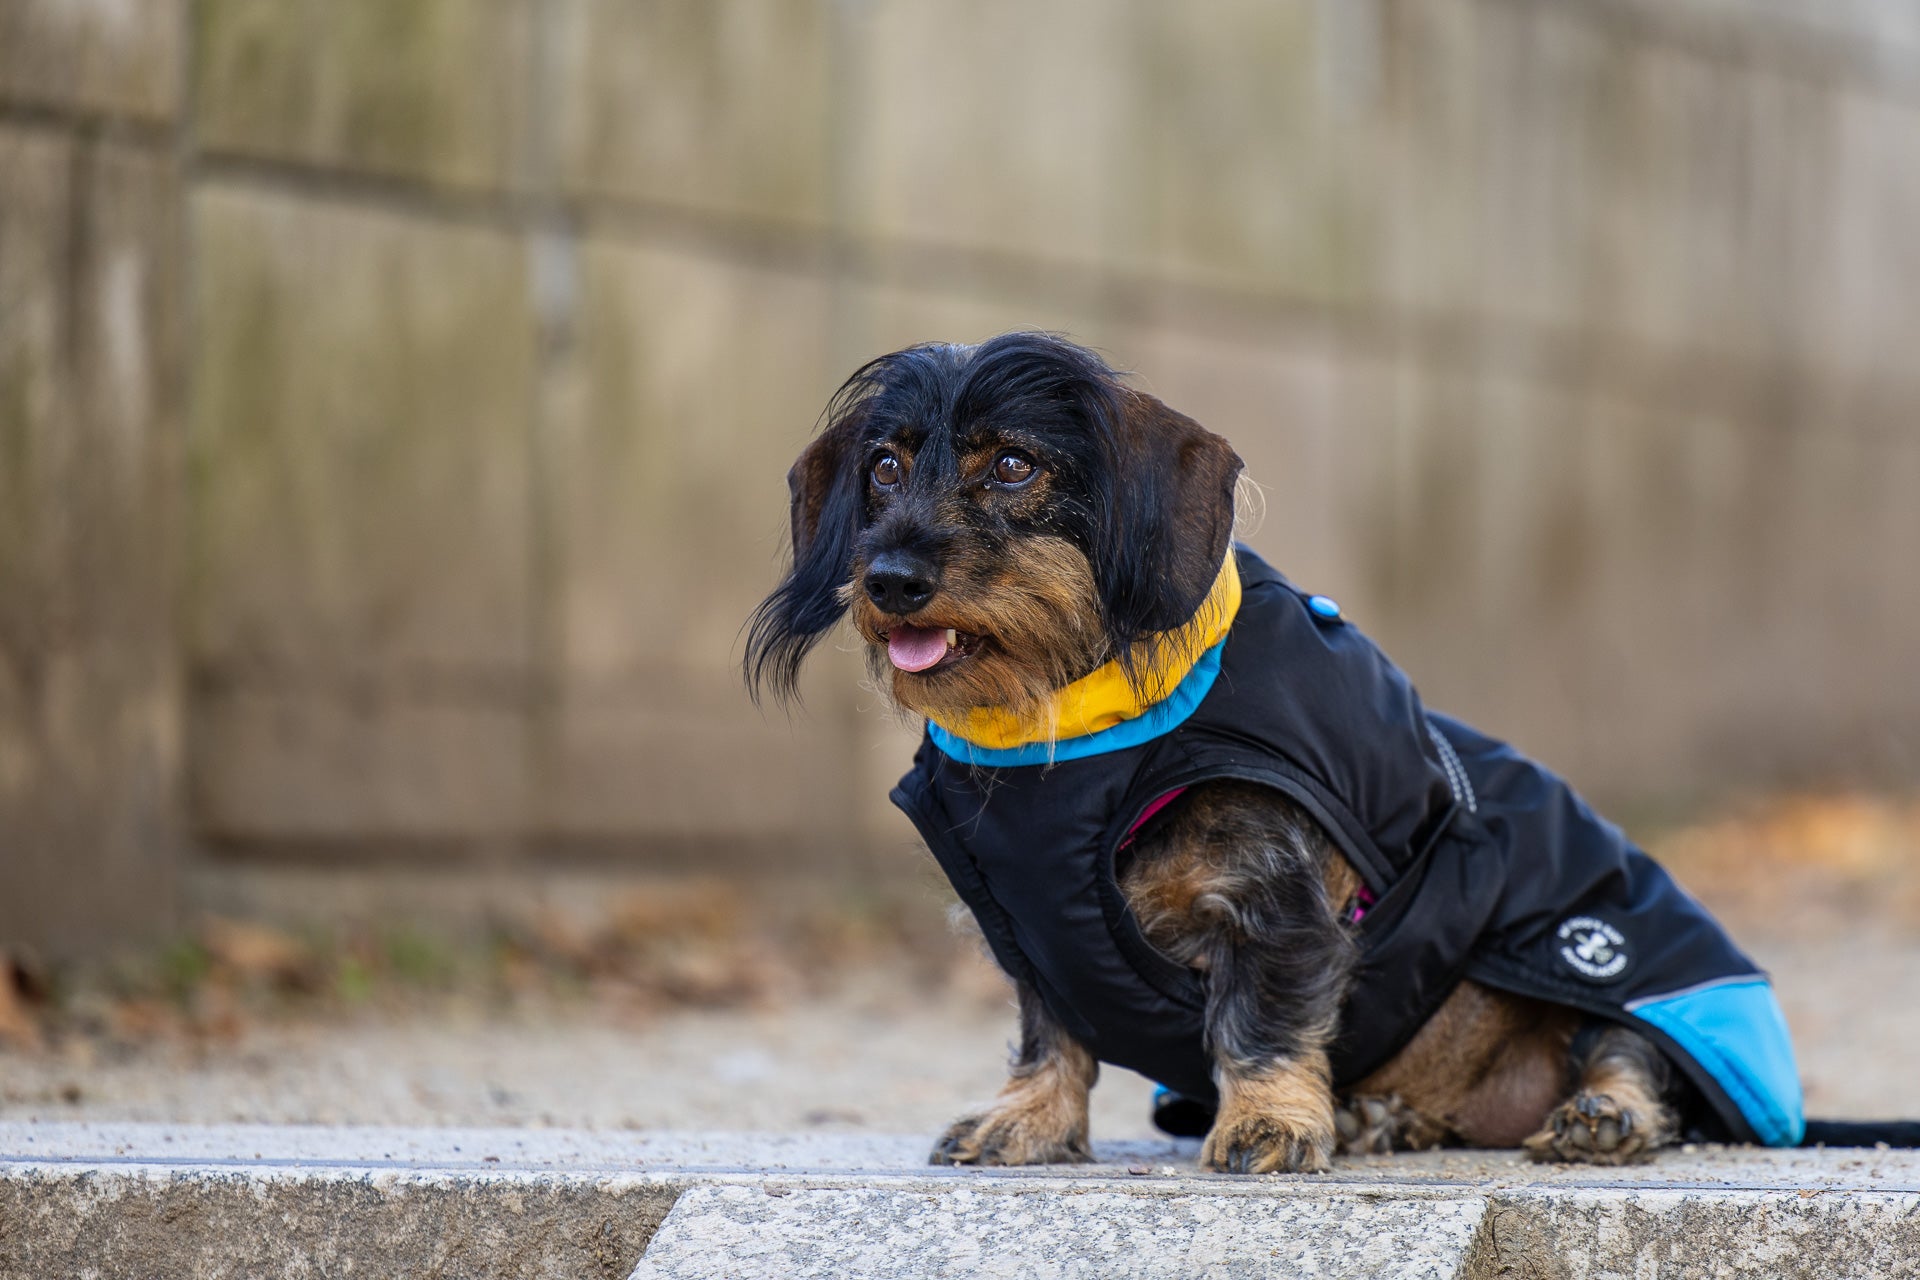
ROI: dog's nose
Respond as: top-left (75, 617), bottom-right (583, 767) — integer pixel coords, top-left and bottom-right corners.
top-left (863, 550), bottom-right (937, 615)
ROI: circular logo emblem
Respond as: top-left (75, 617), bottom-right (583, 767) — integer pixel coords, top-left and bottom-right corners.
top-left (1556, 916), bottom-right (1629, 981)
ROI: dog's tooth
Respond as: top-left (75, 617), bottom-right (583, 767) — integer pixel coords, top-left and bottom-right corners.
top-left (944, 628), bottom-right (957, 648)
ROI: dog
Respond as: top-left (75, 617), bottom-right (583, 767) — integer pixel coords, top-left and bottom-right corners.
top-left (746, 331), bottom-right (1855, 1174)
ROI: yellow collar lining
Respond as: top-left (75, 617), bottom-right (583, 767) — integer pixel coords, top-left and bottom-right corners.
top-left (927, 552), bottom-right (1243, 752)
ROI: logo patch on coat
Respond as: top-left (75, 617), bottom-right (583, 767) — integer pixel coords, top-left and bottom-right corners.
top-left (1557, 916), bottom-right (1629, 981)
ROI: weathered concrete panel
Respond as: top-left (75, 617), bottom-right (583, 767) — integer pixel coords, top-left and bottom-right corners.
top-left (552, 0), bottom-right (833, 225)
top-left (1119, 1), bottom-right (1386, 307)
top-left (189, 185), bottom-right (534, 837)
top-left (195, 0), bottom-right (537, 191)
top-left (191, 689), bottom-right (527, 840)
top-left (0, 130), bottom-right (183, 954)
top-left (536, 242), bottom-right (855, 844)
top-left (0, 126), bottom-right (79, 951)
top-left (849, 0), bottom-right (1134, 267)
top-left (1798, 91), bottom-right (1920, 386)
top-left (843, 0), bottom-right (1920, 391)
top-left (0, 0), bottom-right (185, 121)
top-left (1377, 3), bottom-right (1917, 387)
top-left (0, 131), bottom-right (67, 438)
top-left (557, 245), bottom-right (837, 677)
top-left (190, 185), bottom-right (534, 672)
top-left (1321, 353), bottom-right (1920, 804)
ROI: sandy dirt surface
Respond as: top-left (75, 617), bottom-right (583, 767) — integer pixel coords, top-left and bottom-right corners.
top-left (0, 969), bottom-right (1170, 1143)
top-left (3, 796), bottom-right (1917, 1145)
top-left (2, 929), bottom-right (1916, 1143)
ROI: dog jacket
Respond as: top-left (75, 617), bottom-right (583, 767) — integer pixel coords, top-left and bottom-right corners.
top-left (891, 547), bottom-right (1805, 1146)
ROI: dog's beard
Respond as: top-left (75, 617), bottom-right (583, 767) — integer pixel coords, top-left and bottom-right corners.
top-left (845, 535), bottom-right (1107, 728)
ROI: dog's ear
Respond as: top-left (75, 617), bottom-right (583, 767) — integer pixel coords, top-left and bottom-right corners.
top-left (744, 405), bottom-right (869, 704)
top-left (787, 413), bottom-right (858, 563)
top-left (1096, 388), bottom-right (1243, 661)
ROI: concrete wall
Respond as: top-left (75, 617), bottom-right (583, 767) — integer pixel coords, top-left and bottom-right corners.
top-left (0, 1), bottom-right (187, 952)
top-left (3, 0), bottom-right (1919, 949)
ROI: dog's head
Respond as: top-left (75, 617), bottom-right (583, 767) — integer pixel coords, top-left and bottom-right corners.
top-left (745, 332), bottom-right (1243, 722)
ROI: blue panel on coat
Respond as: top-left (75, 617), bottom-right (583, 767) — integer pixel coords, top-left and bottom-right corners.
top-left (1630, 978), bottom-right (1805, 1147)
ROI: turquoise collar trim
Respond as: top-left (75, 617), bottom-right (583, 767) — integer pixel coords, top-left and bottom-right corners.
top-left (927, 636), bottom-right (1228, 767)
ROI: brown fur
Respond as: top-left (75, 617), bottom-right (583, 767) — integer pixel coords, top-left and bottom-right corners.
top-left (1203, 1053), bottom-right (1337, 1174)
top-left (1523, 1025), bottom-right (1678, 1164)
top-left (1122, 843), bottom-right (1222, 969)
top-left (1119, 780), bottom-right (1677, 1168)
top-left (1343, 980), bottom-right (1582, 1151)
top-left (931, 1001), bottom-right (1098, 1166)
top-left (1321, 853), bottom-right (1364, 923)
top-left (844, 533), bottom-right (1105, 726)
top-left (1117, 781), bottom-right (1353, 1171)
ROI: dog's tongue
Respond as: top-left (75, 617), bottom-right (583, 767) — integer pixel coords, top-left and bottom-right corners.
top-left (887, 625), bottom-right (950, 672)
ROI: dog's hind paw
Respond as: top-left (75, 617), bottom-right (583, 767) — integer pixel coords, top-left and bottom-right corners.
top-left (1334, 1094), bottom-right (1449, 1155)
top-left (1523, 1090), bottom-right (1673, 1165)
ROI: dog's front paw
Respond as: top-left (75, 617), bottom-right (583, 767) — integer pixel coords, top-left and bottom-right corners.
top-left (929, 1102), bottom-right (1092, 1166)
top-left (1523, 1089), bottom-right (1673, 1165)
top-left (1201, 1112), bottom-right (1332, 1174)
top-left (1200, 1069), bottom-right (1334, 1174)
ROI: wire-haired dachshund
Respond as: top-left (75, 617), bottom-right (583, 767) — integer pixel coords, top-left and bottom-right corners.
top-left (747, 331), bottom-right (1905, 1173)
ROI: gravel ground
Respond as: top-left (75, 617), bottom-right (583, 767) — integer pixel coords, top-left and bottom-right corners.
top-left (0, 968), bottom-right (1166, 1143)
top-left (1, 925), bottom-right (1915, 1143)
top-left (4, 794), bottom-right (1917, 1143)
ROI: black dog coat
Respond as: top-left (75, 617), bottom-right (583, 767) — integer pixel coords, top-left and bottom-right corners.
top-left (892, 547), bottom-right (1804, 1146)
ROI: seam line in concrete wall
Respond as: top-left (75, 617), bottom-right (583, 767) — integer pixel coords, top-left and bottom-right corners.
top-left (190, 150), bottom-right (544, 233)
top-left (1492, 0), bottom-right (1920, 105)
top-left (174, 132), bottom-right (1920, 435)
top-left (0, 97), bottom-right (175, 149)
top-left (188, 659), bottom-right (537, 711)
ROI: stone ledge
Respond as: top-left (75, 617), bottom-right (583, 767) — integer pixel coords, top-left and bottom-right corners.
top-left (2, 1124), bottom-right (1917, 1279)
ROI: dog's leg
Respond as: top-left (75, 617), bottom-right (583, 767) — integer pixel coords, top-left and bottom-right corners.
top-left (1123, 782), bottom-right (1356, 1174)
top-left (930, 980), bottom-right (1097, 1166)
top-left (1198, 918), bottom-right (1346, 1173)
top-left (1182, 817), bottom-right (1351, 1174)
top-left (1523, 1024), bottom-right (1678, 1164)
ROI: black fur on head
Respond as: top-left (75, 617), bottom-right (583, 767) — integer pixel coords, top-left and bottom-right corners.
top-left (743, 332), bottom-right (1243, 711)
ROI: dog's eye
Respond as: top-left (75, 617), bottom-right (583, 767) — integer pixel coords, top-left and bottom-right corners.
top-left (871, 453), bottom-right (901, 489)
top-left (992, 453), bottom-right (1036, 486)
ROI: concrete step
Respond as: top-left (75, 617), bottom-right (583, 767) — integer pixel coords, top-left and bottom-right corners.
top-left (2, 1123), bottom-right (1917, 1278)
top-left (633, 1184), bottom-right (1487, 1279)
